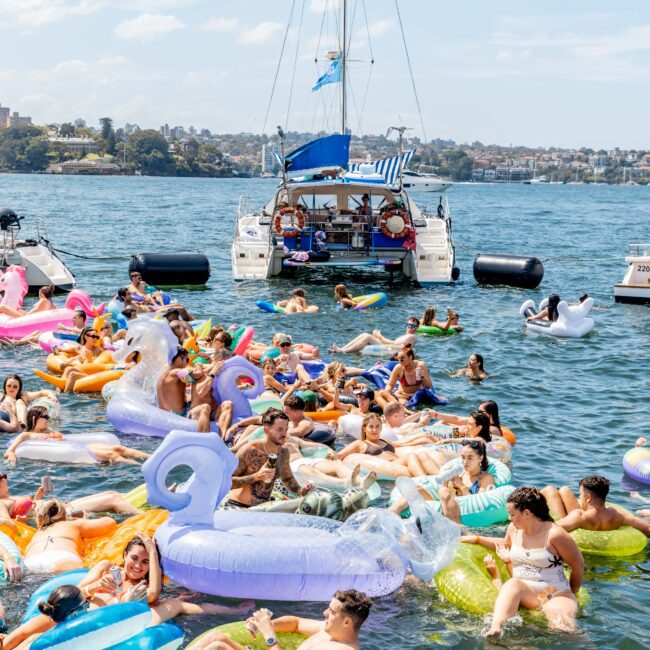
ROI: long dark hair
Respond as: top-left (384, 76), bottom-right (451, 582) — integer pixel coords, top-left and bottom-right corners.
top-left (471, 354), bottom-right (484, 371)
top-left (123, 535), bottom-right (161, 582)
top-left (479, 400), bottom-right (501, 433)
top-left (422, 306), bottom-right (436, 326)
top-left (26, 405), bottom-right (49, 432)
top-left (38, 585), bottom-right (84, 622)
top-left (3, 374), bottom-right (23, 400)
top-left (547, 294), bottom-right (560, 322)
top-left (469, 411), bottom-right (491, 443)
top-left (462, 439), bottom-right (489, 471)
top-left (507, 487), bottom-right (553, 522)
top-left (39, 285), bottom-right (55, 301)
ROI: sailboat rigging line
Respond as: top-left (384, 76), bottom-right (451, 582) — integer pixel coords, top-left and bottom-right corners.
top-left (262, 0), bottom-right (297, 135)
top-left (394, 0), bottom-right (427, 143)
top-left (286, 0), bottom-right (306, 130)
top-left (50, 247), bottom-right (129, 261)
top-left (314, 0), bottom-right (327, 61)
top-left (361, 0), bottom-right (374, 60)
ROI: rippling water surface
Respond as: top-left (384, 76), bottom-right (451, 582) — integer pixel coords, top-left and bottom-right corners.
top-left (0, 175), bottom-right (648, 648)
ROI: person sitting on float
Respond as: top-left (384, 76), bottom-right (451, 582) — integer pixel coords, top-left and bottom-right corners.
top-left (420, 305), bottom-right (460, 332)
top-left (127, 271), bottom-right (166, 307)
top-left (430, 401), bottom-right (505, 440)
top-left (0, 284), bottom-right (55, 318)
top-left (0, 373), bottom-right (57, 430)
top-left (461, 487), bottom-right (584, 637)
top-left (453, 354), bottom-right (487, 381)
top-left (4, 406), bottom-right (150, 467)
top-left (329, 316), bottom-right (420, 354)
top-left (543, 475), bottom-right (650, 537)
top-left (380, 345), bottom-right (441, 406)
top-left (56, 308), bottom-right (87, 336)
top-left (527, 293), bottom-right (560, 322)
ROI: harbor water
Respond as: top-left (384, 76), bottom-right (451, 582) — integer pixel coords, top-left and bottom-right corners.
top-left (0, 175), bottom-right (648, 648)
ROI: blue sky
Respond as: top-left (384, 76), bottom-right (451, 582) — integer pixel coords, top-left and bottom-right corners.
top-left (1, 0), bottom-right (649, 148)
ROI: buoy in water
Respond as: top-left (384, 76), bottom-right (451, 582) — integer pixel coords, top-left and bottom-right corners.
top-left (473, 254), bottom-right (543, 289)
top-left (129, 253), bottom-right (210, 286)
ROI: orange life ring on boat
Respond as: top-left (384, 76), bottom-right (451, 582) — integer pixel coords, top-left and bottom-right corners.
top-left (379, 209), bottom-right (410, 239)
top-left (274, 207), bottom-right (304, 238)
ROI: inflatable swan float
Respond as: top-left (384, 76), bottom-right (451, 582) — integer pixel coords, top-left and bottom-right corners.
top-left (519, 296), bottom-right (595, 338)
top-left (143, 430), bottom-right (460, 600)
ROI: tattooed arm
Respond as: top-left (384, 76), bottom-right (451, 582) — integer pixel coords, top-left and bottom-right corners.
top-left (278, 447), bottom-right (313, 496)
top-left (230, 446), bottom-right (274, 487)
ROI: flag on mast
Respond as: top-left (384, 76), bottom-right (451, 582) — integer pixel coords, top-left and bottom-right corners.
top-left (312, 57), bottom-right (342, 92)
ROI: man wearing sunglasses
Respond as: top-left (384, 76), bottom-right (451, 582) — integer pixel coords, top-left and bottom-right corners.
top-left (273, 334), bottom-right (315, 385)
top-left (329, 317), bottom-right (420, 354)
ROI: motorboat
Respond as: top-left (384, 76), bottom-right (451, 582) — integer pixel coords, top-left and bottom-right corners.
top-left (614, 243), bottom-right (650, 304)
top-left (400, 170), bottom-right (453, 192)
top-left (0, 208), bottom-right (76, 292)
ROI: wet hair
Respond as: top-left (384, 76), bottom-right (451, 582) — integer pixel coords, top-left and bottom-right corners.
top-left (39, 285), bottom-right (55, 300)
top-left (171, 347), bottom-right (189, 364)
top-left (462, 439), bottom-right (489, 471)
top-left (333, 589), bottom-right (373, 631)
top-left (478, 400), bottom-right (501, 433)
top-left (470, 354), bottom-right (484, 371)
top-left (397, 344), bottom-right (415, 361)
top-left (3, 374), bottom-right (23, 399)
top-left (123, 535), bottom-right (160, 582)
top-left (334, 284), bottom-right (353, 300)
top-left (360, 413), bottom-right (382, 440)
top-left (261, 407), bottom-right (289, 427)
top-left (122, 307), bottom-right (137, 319)
top-left (421, 306), bottom-right (436, 326)
top-left (469, 411), bottom-right (491, 443)
top-left (284, 395), bottom-right (305, 411)
top-left (382, 401), bottom-right (404, 419)
top-left (292, 288), bottom-right (306, 298)
top-left (38, 585), bottom-right (84, 622)
top-left (579, 475), bottom-right (609, 502)
top-left (547, 294), bottom-right (560, 322)
top-left (407, 316), bottom-right (421, 328)
top-left (26, 405), bottom-right (49, 432)
top-left (37, 499), bottom-right (67, 529)
top-left (507, 487), bottom-right (553, 522)
top-left (73, 310), bottom-right (87, 323)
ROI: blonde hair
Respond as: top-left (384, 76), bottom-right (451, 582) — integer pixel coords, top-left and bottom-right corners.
top-left (325, 361), bottom-right (345, 379)
top-left (334, 284), bottom-right (353, 300)
top-left (360, 413), bottom-right (382, 441)
top-left (37, 499), bottom-right (67, 529)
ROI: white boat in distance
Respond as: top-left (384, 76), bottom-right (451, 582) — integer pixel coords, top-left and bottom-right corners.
top-left (401, 170), bottom-right (453, 192)
top-left (614, 243), bottom-right (650, 305)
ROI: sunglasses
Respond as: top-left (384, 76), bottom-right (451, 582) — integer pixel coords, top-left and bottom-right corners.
top-left (86, 334), bottom-right (100, 340)
top-left (279, 342), bottom-right (291, 347)
top-left (40, 414), bottom-right (50, 420)
top-left (462, 440), bottom-right (482, 450)
top-left (406, 322), bottom-right (417, 328)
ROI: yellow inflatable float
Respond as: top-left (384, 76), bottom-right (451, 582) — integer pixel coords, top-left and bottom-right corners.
top-left (187, 622), bottom-right (306, 649)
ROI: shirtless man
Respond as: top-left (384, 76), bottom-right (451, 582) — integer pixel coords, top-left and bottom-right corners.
top-left (274, 334), bottom-right (314, 383)
top-left (164, 309), bottom-right (193, 343)
top-left (330, 317), bottom-right (420, 354)
top-left (24, 499), bottom-right (116, 574)
top-left (127, 271), bottom-right (164, 307)
top-left (223, 409), bottom-right (314, 508)
top-left (189, 355), bottom-right (233, 438)
top-left (156, 347), bottom-right (210, 432)
top-left (543, 475), bottom-right (650, 536)
top-left (194, 589), bottom-right (372, 650)
top-left (56, 309), bottom-right (86, 336)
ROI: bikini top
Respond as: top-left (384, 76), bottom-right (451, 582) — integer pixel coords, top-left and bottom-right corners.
top-left (399, 365), bottom-right (423, 389)
top-left (35, 431), bottom-right (63, 441)
top-left (364, 439), bottom-right (395, 456)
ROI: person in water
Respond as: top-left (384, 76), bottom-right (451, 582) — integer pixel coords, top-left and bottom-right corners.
top-left (334, 284), bottom-right (356, 309)
top-left (453, 354), bottom-right (487, 381)
top-left (382, 344), bottom-right (437, 405)
top-left (0, 374), bottom-right (57, 430)
top-left (462, 487), bottom-right (584, 637)
top-left (191, 589), bottom-right (372, 650)
top-left (223, 408), bottom-right (314, 509)
top-left (420, 306), bottom-right (461, 331)
top-left (527, 293), bottom-right (560, 322)
top-left (279, 288), bottom-right (319, 314)
top-left (329, 316), bottom-right (420, 354)
top-left (4, 406), bottom-right (150, 466)
top-left (543, 475), bottom-right (650, 537)
top-left (56, 308), bottom-right (87, 336)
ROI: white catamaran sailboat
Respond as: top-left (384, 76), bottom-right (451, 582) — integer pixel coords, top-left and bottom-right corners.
top-left (231, 2), bottom-right (458, 287)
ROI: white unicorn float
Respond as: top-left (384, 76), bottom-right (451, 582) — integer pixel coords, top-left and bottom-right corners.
top-left (520, 295), bottom-right (595, 338)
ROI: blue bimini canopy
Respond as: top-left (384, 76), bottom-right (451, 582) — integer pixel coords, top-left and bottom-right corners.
top-left (285, 134), bottom-right (351, 178)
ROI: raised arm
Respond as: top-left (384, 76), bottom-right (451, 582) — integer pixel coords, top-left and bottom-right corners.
top-left (429, 409), bottom-right (468, 426)
top-left (272, 615), bottom-right (324, 636)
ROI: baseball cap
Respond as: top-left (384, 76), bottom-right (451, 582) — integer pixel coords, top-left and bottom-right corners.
top-left (277, 335), bottom-right (292, 345)
top-left (355, 386), bottom-right (375, 400)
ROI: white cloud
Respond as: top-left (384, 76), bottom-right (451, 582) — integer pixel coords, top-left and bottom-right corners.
top-left (53, 59), bottom-right (89, 75)
top-left (0, 0), bottom-right (100, 29)
top-left (237, 21), bottom-right (282, 45)
top-left (114, 13), bottom-right (185, 42)
top-left (202, 17), bottom-right (238, 33)
top-left (97, 55), bottom-right (128, 66)
top-left (367, 19), bottom-right (393, 37)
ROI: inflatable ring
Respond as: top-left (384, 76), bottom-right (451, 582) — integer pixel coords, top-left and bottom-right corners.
top-left (0, 520), bottom-right (36, 553)
top-left (379, 209), bottom-right (410, 239)
top-left (351, 293), bottom-right (388, 311)
top-left (256, 301), bottom-right (287, 314)
top-left (623, 446), bottom-right (650, 485)
top-left (274, 207), bottom-right (304, 238)
top-left (417, 325), bottom-right (459, 336)
top-left (500, 426), bottom-right (516, 446)
top-left (0, 530), bottom-right (22, 576)
top-left (187, 622), bottom-right (306, 649)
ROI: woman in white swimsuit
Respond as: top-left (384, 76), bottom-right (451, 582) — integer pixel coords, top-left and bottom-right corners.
top-left (461, 487), bottom-right (584, 637)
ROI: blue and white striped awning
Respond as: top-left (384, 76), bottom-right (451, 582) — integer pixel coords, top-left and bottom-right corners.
top-left (347, 149), bottom-right (416, 186)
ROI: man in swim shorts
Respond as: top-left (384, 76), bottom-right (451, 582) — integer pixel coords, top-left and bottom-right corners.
top-left (543, 475), bottom-right (650, 536)
top-left (274, 334), bottom-right (314, 383)
top-left (192, 589), bottom-right (372, 650)
top-left (156, 347), bottom-right (210, 432)
top-left (189, 356), bottom-right (233, 438)
top-left (223, 408), bottom-right (314, 509)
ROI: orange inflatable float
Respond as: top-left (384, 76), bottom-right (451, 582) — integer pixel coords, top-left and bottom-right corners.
top-left (34, 368), bottom-right (125, 392)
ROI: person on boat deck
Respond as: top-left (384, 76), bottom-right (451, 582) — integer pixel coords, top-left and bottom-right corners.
top-left (223, 408), bottom-right (314, 509)
top-left (453, 354), bottom-right (487, 381)
top-left (353, 193), bottom-right (372, 222)
top-left (156, 347), bottom-right (211, 432)
top-left (527, 293), bottom-right (560, 322)
top-left (0, 284), bottom-right (55, 318)
top-left (329, 316), bottom-right (420, 354)
top-left (542, 475), bottom-right (650, 537)
top-left (421, 305), bottom-right (462, 332)
top-left (56, 308), bottom-right (86, 335)
top-left (127, 271), bottom-right (166, 307)
top-left (193, 589), bottom-right (373, 650)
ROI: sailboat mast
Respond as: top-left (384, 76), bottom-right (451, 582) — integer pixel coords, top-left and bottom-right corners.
top-left (341, 0), bottom-right (347, 134)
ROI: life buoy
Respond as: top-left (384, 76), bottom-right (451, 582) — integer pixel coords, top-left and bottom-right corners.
top-left (380, 209), bottom-right (410, 239)
top-left (274, 208), bottom-right (304, 238)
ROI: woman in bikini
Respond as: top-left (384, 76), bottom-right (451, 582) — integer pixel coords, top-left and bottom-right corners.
top-left (380, 344), bottom-right (435, 405)
top-left (3, 405), bottom-right (150, 466)
top-left (0, 284), bottom-right (54, 319)
top-left (461, 487), bottom-right (584, 637)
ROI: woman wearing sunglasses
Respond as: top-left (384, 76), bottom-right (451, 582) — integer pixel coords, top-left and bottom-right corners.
top-left (57, 327), bottom-right (106, 392)
top-left (3, 406), bottom-right (150, 467)
top-left (329, 316), bottom-right (420, 354)
top-left (382, 345), bottom-right (436, 406)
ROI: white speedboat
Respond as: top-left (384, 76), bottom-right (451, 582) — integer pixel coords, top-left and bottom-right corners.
top-left (401, 170), bottom-right (453, 192)
top-left (0, 208), bottom-right (76, 292)
top-left (614, 243), bottom-right (650, 304)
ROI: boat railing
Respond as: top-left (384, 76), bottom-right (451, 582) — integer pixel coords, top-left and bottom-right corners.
top-left (237, 194), bottom-right (250, 220)
top-left (419, 195), bottom-right (450, 221)
top-left (628, 243), bottom-right (650, 257)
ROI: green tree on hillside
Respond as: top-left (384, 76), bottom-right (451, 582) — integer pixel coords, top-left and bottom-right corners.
top-left (126, 130), bottom-right (176, 175)
top-left (0, 126), bottom-right (49, 171)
